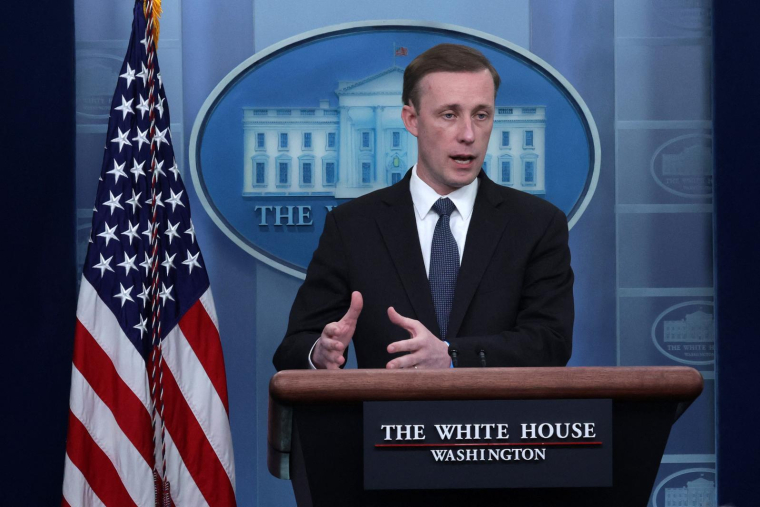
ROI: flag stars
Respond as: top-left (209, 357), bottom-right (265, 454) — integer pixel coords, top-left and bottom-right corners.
top-left (120, 63), bottom-right (135, 88)
top-left (134, 314), bottom-right (148, 339)
top-left (114, 95), bottom-right (134, 120)
top-left (139, 252), bottom-right (154, 276)
top-left (126, 189), bottom-right (142, 214)
top-left (146, 191), bottom-right (164, 209)
top-left (97, 223), bottom-right (119, 246)
top-left (152, 127), bottom-right (171, 150)
top-left (165, 220), bottom-right (181, 244)
top-left (136, 95), bottom-right (150, 119)
top-left (113, 283), bottom-right (135, 307)
top-left (182, 250), bottom-right (202, 274)
top-left (162, 252), bottom-right (177, 276)
top-left (132, 126), bottom-right (149, 151)
top-left (168, 159), bottom-right (180, 181)
top-left (142, 222), bottom-right (156, 242)
top-left (153, 160), bottom-right (166, 179)
top-left (110, 127), bottom-right (131, 153)
top-left (117, 253), bottom-right (138, 275)
top-left (157, 72), bottom-right (163, 88)
top-left (102, 191), bottom-right (124, 215)
top-left (166, 189), bottom-right (185, 212)
top-left (159, 282), bottom-right (175, 305)
top-left (106, 160), bottom-right (127, 183)
top-left (93, 253), bottom-right (115, 277)
top-left (137, 62), bottom-right (149, 87)
top-left (185, 220), bottom-right (196, 244)
top-left (130, 158), bottom-right (146, 182)
top-left (121, 221), bottom-right (141, 245)
top-left (155, 95), bottom-right (165, 118)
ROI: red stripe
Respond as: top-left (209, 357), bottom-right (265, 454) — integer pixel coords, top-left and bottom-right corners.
top-left (72, 320), bottom-right (154, 466)
top-left (61, 498), bottom-right (71, 507)
top-left (162, 355), bottom-right (236, 507)
top-left (65, 411), bottom-right (138, 507)
top-left (177, 300), bottom-right (230, 413)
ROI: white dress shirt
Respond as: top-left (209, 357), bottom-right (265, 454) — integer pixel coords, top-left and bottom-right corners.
top-left (308, 165), bottom-right (479, 367)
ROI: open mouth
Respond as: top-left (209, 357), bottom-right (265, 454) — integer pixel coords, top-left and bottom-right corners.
top-left (451, 155), bottom-right (476, 165)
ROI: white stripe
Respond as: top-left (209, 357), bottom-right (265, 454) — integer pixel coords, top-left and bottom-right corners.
top-left (69, 366), bottom-right (154, 507)
top-left (199, 287), bottom-right (219, 331)
top-left (62, 453), bottom-right (107, 507)
top-left (162, 324), bottom-right (236, 489)
top-left (77, 277), bottom-right (151, 412)
top-left (164, 428), bottom-right (210, 507)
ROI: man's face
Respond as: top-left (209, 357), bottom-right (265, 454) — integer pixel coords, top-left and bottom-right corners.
top-left (402, 69), bottom-right (495, 195)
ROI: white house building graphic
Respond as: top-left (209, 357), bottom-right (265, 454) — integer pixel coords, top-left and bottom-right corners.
top-left (242, 66), bottom-right (546, 198)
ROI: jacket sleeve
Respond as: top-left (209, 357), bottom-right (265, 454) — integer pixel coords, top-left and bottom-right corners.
top-left (272, 211), bottom-right (352, 370)
top-left (447, 208), bottom-right (574, 367)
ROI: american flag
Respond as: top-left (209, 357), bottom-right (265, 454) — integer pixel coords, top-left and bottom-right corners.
top-left (62, 1), bottom-right (236, 506)
top-left (394, 46), bottom-right (408, 57)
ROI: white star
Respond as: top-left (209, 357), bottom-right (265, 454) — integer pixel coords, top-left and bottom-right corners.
top-left (134, 314), bottom-right (148, 339)
top-left (137, 62), bottom-right (149, 87)
top-left (155, 95), bottom-right (165, 118)
top-left (113, 283), bottom-right (135, 307)
top-left (117, 253), bottom-right (138, 275)
top-left (88, 230), bottom-right (93, 244)
top-left (165, 220), bottom-right (181, 244)
top-left (114, 95), bottom-right (134, 120)
top-left (166, 189), bottom-right (185, 212)
top-left (152, 127), bottom-right (171, 150)
top-left (159, 282), bottom-right (175, 305)
top-left (136, 94), bottom-right (150, 119)
top-left (97, 222), bottom-right (118, 246)
top-left (137, 283), bottom-right (151, 307)
top-left (157, 72), bottom-right (163, 88)
top-left (139, 252), bottom-right (155, 276)
top-left (184, 221), bottom-right (196, 244)
top-left (161, 252), bottom-right (176, 276)
top-left (182, 250), bottom-right (202, 274)
top-left (142, 221), bottom-right (156, 242)
top-left (102, 191), bottom-right (124, 215)
top-left (140, 35), bottom-right (150, 53)
top-left (152, 159), bottom-right (166, 179)
top-left (120, 63), bottom-right (135, 88)
top-left (168, 159), bottom-right (180, 181)
top-left (106, 160), bottom-right (127, 183)
top-left (121, 221), bottom-right (141, 245)
top-left (146, 191), bottom-right (164, 209)
top-left (130, 158), bottom-right (146, 182)
top-left (132, 126), bottom-right (149, 151)
top-left (110, 127), bottom-right (131, 153)
top-left (93, 253), bottom-right (115, 277)
top-left (125, 189), bottom-right (142, 214)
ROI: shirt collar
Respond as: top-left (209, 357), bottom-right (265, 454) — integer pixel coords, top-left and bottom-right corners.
top-left (410, 164), bottom-right (479, 221)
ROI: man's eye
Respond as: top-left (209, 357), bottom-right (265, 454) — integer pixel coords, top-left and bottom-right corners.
top-left (443, 113), bottom-right (455, 119)
top-left (476, 113), bottom-right (489, 120)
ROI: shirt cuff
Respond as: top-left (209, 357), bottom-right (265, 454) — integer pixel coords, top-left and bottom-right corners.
top-left (445, 341), bottom-right (453, 368)
top-left (307, 338), bottom-right (320, 369)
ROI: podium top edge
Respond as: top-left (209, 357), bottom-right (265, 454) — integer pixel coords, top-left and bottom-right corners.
top-left (269, 366), bottom-right (704, 404)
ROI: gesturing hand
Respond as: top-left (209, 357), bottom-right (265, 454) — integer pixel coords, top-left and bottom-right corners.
top-left (385, 307), bottom-right (451, 369)
top-left (311, 291), bottom-right (363, 369)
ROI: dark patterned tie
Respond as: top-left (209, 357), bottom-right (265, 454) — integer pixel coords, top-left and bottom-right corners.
top-left (429, 198), bottom-right (459, 340)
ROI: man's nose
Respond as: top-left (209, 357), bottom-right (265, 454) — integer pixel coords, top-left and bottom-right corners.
top-left (458, 117), bottom-right (475, 144)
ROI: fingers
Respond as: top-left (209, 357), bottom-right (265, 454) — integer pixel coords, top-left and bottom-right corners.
top-left (339, 291), bottom-right (363, 325)
top-left (387, 306), bottom-right (423, 336)
top-left (386, 353), bottom-right (420, 370)
top-left (312, 336), bottom-right (346, 369)
top-left (387, 336), bottom-right (424, 354)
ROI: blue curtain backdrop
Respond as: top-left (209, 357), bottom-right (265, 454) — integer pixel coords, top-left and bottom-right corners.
top-left (7, 0), bottom-right (758, 505)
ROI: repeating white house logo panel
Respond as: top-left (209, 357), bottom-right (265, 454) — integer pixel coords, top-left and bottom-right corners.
top-left (190, 22), bottom-right (599, 278)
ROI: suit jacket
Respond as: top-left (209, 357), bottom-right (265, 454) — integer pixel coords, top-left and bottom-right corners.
top-left (273, 169), bottom-right (573, 369)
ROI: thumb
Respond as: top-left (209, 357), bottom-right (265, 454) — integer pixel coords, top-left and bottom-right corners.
top-left (387, 306), bottom-right (421, 336)
top-left (340, 291), bottom-right (363, 325)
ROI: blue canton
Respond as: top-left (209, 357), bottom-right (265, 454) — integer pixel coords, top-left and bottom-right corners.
top-left (83, 4), bottom-right (208, 361)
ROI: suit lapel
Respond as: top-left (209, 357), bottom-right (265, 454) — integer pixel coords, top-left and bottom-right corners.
top-left (446, 174), bottom-right (510, 340)
top-left (376, 173), bottom-right (441, 337)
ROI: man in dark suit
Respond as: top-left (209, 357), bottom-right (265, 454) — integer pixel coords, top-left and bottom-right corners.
top-left (273, 44), bottom-right (573, 370)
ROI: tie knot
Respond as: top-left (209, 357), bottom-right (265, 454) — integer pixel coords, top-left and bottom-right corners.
top-left (432, 198), bottom-right (456, 218)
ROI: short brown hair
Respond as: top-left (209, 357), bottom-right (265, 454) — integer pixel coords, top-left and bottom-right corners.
top-left (402, 43), bottom-right (501, 109)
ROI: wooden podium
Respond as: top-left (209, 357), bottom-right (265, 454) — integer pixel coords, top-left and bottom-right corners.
top-left (268, 367), bottom-right (702, 506)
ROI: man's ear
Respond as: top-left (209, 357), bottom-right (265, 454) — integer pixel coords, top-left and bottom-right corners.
top-left (401, 103), bottom-right (419, 137)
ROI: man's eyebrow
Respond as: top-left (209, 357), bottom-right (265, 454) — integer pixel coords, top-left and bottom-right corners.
top-left (436, 103), bottom-right (494, 111)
